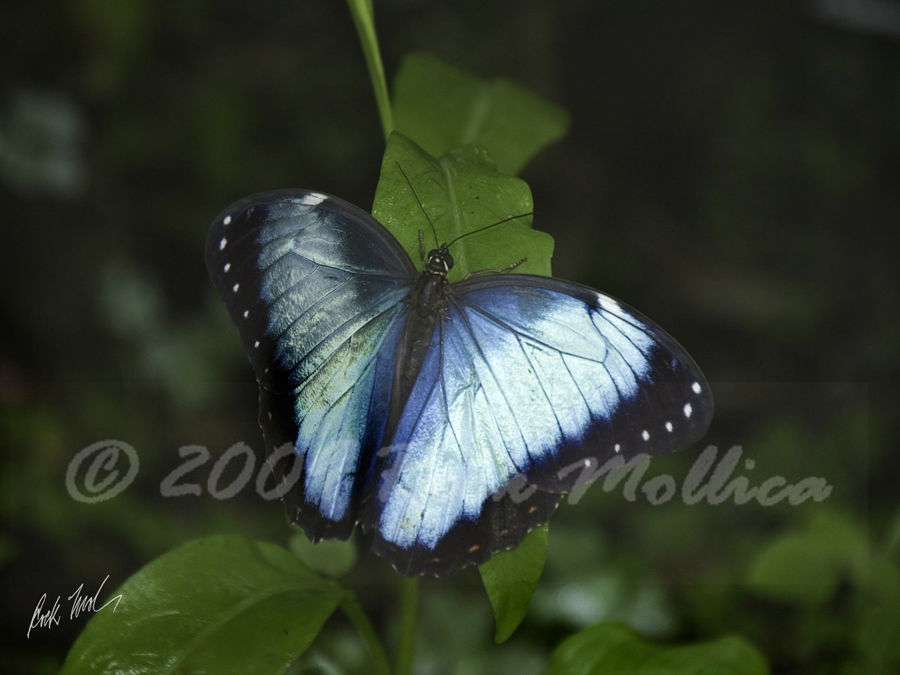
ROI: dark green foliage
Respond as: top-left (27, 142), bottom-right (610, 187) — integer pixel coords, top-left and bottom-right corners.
top-left (1, 2), bottom-right (894, 674)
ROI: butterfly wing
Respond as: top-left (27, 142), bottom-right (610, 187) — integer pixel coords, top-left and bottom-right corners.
top-left (205, 190), bottom-right (417, 541)
top-left (366, 274), bottom-right (712, 577)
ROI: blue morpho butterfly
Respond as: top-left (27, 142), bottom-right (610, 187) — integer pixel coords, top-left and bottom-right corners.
top-left (205, 183), bottom-right (713, 578)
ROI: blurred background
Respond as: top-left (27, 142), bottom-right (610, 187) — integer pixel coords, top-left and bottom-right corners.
top-left (1, 0), bottom-right (897, 673)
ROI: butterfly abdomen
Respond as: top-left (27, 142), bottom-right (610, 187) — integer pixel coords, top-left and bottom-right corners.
top-left (386, 269), bottom-right (450, 446)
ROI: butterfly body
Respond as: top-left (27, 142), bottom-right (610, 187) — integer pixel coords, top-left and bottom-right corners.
top-left (206, 189), bottom-right (713, 577)
top-left (391, 247), bottom-right (452, 430)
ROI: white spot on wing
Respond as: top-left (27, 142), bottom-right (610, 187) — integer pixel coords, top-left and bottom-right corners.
top-left (684, 403), bottom-right (693, 418)
top-left (232, 283), bottom-right (239, 293)
top-left (692, 381), bottom-right (701, 394)
top-left (300, 192), bottom-right (326, 206)
top-left (223, 215), bottom-right (232, 225)
top-left (642, 430), bottom-right (650, 441)
top-left (219, 237), bottom-right (227, 250)
top-left (254, 341), bottom-right (260, 349)
top-left (243, 310), bottom-right (249, 318)
top-left (224, 263), bottom-right (231, 272)
top-left (665, 421), bottom-right (673, 432)
top-left (614, 443), bottom-right (621, 453)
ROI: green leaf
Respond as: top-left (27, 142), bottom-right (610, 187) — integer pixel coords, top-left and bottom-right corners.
top-left (372, 131), bottom-right (554, 283)
top-left (479, 524), bottom-right (549, 643)
top-left (393, 53), bottom-right (570, 175)
top-left (544, 622), bottom-right (770, 675)
top-left (289, 532), bottom-right (357, 579)
top-left (747, 534), bottom-right (839, 606)
top-left (747, 511), bottom-right (868, 606)
top-left (62, 536), bottom-right (348, 675)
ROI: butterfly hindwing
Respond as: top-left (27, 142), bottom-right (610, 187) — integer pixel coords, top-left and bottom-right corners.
top-left (205, 190), bottom-right (417, 540)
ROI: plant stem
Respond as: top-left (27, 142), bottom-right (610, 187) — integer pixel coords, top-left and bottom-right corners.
top-left (341, 595), bottom-right (392, 675)
top-left (395, 577), bottom-right (418, 675)
top-left (345, 0), bottom-right (394, 143)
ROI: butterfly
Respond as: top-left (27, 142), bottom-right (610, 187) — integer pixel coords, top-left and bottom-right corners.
top-left (205, 188), bottom-right (713, 577)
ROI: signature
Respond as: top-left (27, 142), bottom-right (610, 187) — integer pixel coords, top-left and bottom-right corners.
top-left (27, 575), bottom-right (122, 638)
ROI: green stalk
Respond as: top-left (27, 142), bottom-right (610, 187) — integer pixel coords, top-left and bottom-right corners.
top-left (345, 0), bottom-right (394, 142)
top-left (341, 595), bottom-right (392, 675)
top-left (395, 577), bottom-right (418, 675)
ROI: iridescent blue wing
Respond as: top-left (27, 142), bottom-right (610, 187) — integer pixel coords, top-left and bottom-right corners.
top-left (205, 190), bottom-right (417, 541)
top-left (367, 274), bottom-right (713, 577)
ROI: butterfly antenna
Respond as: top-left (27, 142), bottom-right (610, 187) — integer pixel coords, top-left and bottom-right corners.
top-left (395, 162), bottom-right (439, 247)
top-left (446, 212), bottom-right (534, 248)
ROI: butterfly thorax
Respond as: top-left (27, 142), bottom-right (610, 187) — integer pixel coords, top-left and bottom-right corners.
top-left (413, 245), bottom-right (452, 316)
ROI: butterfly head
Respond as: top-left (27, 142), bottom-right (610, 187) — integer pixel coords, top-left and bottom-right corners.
top-left (425, 244), bottom-right (454, 277)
